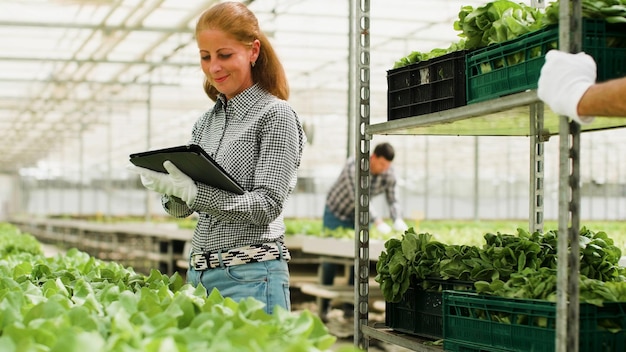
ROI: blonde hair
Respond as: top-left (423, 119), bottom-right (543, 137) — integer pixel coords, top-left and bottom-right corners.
top-left (195, 2), bottom-right (289, 101)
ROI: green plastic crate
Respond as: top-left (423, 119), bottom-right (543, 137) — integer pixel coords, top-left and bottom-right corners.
top-left (384, 278), bottom-right (473, 340)
top-left (443, 291), bottom-right (626, 352)
top-left (466, 19), bottom-right (626, 104)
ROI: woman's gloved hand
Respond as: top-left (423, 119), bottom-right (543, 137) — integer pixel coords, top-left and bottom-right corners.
top-left (127, 161), bottom-right (197, 205)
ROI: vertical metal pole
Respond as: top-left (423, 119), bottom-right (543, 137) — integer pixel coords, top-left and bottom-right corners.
top-left (12, 172), bottom-right (22, 218)
top-left (353, 0), bottom-right (370, 349)
top-left (61, 148), bottom-right (66, 213)
top-left (529, 103), bottom-right (545, 234)
top-left (106, 107), bottom-right (113, 222)
top-left (79, 123), bottom-right (84, 216)
top-left (530, 0), bottom-right (546, 234)
top-left (423, 137), bottom-right (429, 218)
top-left (556, 102), bottom-right (570, 352)
top-left (558, 121), bottom-right (582, 352)
top-left (604, 142), bottom-right (609, 220)
top-left (617, 148), bottom-right (621, 216)
top-left (346, 0), bottom-right (355, 158)
top-left (556, 1), bottom-right (582, 351)
top-left (506, 141), bottom-right (511, 218)
top-left (473, 136), bottom-right (479, 221)
top-left (569, 124), bottom-right (582, 352)
top-left (45, 168), bottom-right (50, 216)
top-left (589, 137), bottom-right (594, 219)
top-left (145, 84), bottom-right (153, 222)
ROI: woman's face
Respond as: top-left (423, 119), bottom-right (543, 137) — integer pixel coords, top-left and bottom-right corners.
top-left (197, 29), bottom-right (259, 99)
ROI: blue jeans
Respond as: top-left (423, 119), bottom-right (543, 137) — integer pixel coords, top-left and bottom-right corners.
top-left (320, 205), bottom-right (355, 314)
top-left (323, 205), bottom-right (354, 230)
top-left (187, 259), bottom-right (291, 315)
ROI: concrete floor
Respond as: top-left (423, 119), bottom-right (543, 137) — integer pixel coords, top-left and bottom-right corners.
top-left (293, 304), bottom-right (412, 352)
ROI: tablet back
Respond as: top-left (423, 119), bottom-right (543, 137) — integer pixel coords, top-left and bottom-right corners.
top-left (129, 144), bottom-right (245, 195)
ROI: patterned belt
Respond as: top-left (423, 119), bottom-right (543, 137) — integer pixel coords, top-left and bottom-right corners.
top-left (190, 242), bottom-right (291, 271)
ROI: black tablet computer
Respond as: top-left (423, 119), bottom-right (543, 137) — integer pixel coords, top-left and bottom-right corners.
top-left (129, 144), bottom-right (245, 195)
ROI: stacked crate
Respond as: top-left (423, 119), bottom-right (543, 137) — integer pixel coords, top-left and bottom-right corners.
top-left (386, 19), bottom-right (626, 120)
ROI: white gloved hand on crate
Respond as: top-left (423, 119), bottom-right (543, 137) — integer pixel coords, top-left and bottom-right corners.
top-left (537, 50), bottom-right (596, 125)
top-left (127, 160), bottom-right (197, 205)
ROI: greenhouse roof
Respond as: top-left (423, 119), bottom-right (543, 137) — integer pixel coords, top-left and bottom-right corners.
top-left (1, 0), bottom-right (529, 179)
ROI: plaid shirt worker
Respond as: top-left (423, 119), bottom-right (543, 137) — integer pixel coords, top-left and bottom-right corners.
top-left (325, 156), bottom-right (401, 224)
top-left (163, 84), bottom-right (306, 254)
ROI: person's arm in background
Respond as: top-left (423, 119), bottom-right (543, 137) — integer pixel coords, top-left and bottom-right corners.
top-left (578, 76), bottom-right (626, 118)
top-left (370, 205), bottom-right (392, 234)
top-left (383, 171), bottom-right (408, 232)
top-left (537, 50), bottom-right (626, 124)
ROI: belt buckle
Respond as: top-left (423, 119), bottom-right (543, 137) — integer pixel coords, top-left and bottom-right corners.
top-left (192, 253), bottom-right (210, 270)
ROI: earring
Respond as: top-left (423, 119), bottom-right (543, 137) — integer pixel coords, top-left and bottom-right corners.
top-left (251, 61), bottom-right (256, 67)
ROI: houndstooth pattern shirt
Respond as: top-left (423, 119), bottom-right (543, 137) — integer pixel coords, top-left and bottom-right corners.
top-left (162, 84), bottom-right (306, 254)
top-left (325, 156), bottom-right (401, 223)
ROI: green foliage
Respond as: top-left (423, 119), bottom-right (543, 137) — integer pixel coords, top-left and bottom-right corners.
top-left (285, 218), bottom-right (324, 236)
top-left (0, 223), bottom-right (42, 258)
top-left (376, 226), bottom-right (626, 304)
top-left (0, 223), bottom-right (359, 352)
top-left (544, 0), bottom-right (626, 25)
top-left (285, 219), bottom-right (404, 240)
top-left (393, 0), bottom-right (546, 69)
top-left (454, 0), bottom-right (545, 50)
top-left (392, 41), bottom-right (466, 69)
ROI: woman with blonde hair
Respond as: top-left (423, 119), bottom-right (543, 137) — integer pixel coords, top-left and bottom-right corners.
top-left (130, 1), bottom-right (306, 314)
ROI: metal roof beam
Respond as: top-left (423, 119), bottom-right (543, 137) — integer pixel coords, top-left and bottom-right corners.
top-left (0, 56), bottom-right (197, 68)
top-left (0, 20), bottom-right (191, 34)
top-left (0, 77), bottom-right (180, 87)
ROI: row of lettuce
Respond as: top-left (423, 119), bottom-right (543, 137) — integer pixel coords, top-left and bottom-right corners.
top-left (376, 226), bottom-right (625, 305)
top-left (0, 223), bottom-right (358, 352)
top-left (394, 0), bottom-right (626, 68)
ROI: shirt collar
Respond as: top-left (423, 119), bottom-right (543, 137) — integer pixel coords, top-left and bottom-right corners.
top-left (216, 84), bottom-right (266, 117)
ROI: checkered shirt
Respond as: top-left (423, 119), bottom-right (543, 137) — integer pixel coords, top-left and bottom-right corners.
top-left (325, 156), bottom-right (401, 222)
top-left (162, 84), bottom-right (306, 254)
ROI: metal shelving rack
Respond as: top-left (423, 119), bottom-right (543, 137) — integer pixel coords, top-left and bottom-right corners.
top-left (351, 0), bottom-right (626, 350)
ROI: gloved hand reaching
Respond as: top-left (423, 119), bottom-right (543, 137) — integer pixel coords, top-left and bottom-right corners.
top-left (127, 161), bottom-right (198, 205)
top-left (393, 218), bottom-right (408, 232)
top-left (537, 50), bottom-right (596, 124)
top-left (375, 221), bottom-right (391, 235)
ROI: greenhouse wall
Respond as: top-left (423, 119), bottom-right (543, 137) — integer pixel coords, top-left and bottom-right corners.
top-left (6, 130), bottom-right (626, 223)
top-left (15, 181), bottom-right (626, 222)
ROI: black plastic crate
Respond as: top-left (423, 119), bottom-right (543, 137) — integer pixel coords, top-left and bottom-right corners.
top-left (387, 51), bottom-right (467, 120)
top-left (385, 278), bottom-right (474, 340)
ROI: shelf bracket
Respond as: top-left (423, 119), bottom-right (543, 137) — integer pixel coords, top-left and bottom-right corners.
top-left (352, 0), bottom-right (372, 350)
top-left (556, 1), bottom-right (582, 352)
top-left (529, 103), bottom-right (545, 233)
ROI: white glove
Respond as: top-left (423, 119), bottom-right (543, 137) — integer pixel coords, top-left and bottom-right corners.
top-left (127, 161), bottom-right (197, 205)
top-left (393, 218), bottom-right (408, 232)
top-left (537, 50), bottom-right (596, 124)
top-left (376, 221), bottom-right (391, 235)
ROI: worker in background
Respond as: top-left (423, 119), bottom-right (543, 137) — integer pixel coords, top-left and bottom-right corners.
top-left (537, 50), bottom-right (626, 123)
top-left (320, 142), bottom-right (408, 320)
top-left (128, 1), bottom-right (306, 315)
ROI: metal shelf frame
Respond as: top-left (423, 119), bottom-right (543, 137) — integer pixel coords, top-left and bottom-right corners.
top-left (351, 0), bottom-right (373, 349)
top-left (350, 0), bottom-right (609, 351)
